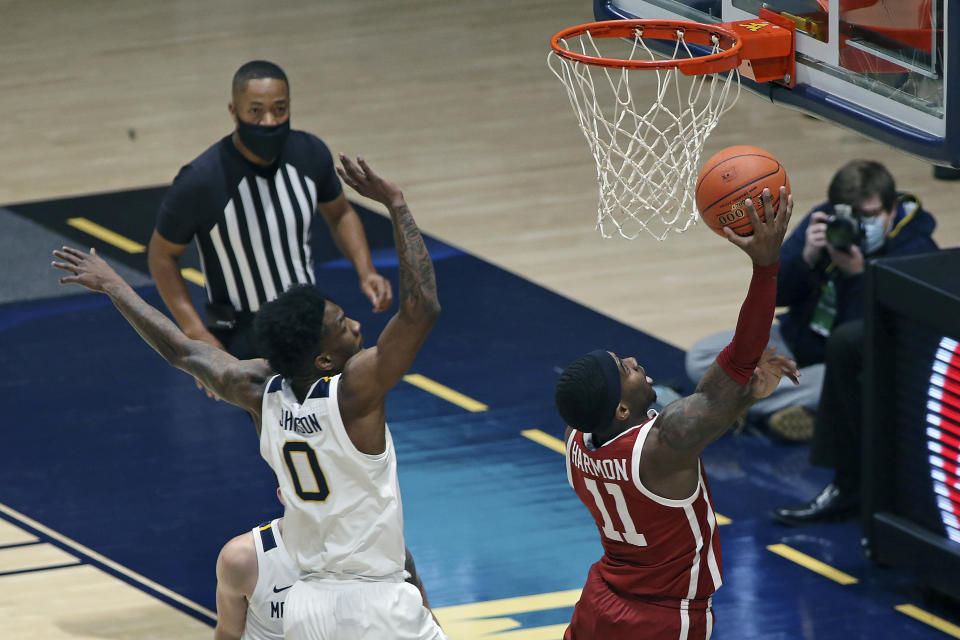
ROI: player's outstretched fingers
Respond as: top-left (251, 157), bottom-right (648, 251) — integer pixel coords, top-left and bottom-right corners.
top-left (337, 154), bottom-right (358, 183)
top-left (335, 166), bottom-right (351, 188)
top-left (760, 188), bottom-right (776, 227)
top-left (51, 250), bottom-right (72, 267)
top-left (777, 187), bottom-right (793, 235)
top-left (745, 196), bottom-right (765, 233)
top-left (356, 156), bottom-right (375, 179)
top-left (52, 259), bottom-right (82, 286)
top-left (52, 247), bottom-right (79, 265)
top-left (52, 246), bottom-right (84, 273)
top-left (722, 198), bottom-right (762, 248)
top-left (341, 153), bottom-right (369, 177)
top-left (51, 259), bottom-right (76, 276)
top-left (721, 226), bottom-right (740, 244)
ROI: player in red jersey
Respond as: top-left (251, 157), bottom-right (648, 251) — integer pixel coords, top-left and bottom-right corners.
top-left (555, 188), bottom-right (800, 640)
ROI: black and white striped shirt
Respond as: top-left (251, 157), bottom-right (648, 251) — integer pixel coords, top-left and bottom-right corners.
top-left (156, 132), bottom-right (342, 312)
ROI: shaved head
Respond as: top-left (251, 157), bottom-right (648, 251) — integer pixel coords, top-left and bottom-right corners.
top-left (232, 60), bottom-right (288, 101)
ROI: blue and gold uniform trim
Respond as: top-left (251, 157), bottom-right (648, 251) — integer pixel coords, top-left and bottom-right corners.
top-left (267, 376), bottom-right (331, 398)
top-left (267, 376), bottom-right (283, 394)
top-left (308, 377), bottom-right (332, 400)
top-left (257, 522), bottom-right (278, 552)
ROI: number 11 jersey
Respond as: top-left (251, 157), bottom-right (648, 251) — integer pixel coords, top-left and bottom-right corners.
top-left (565, 417), bottom-right (723, 601)
top-left (259, 374), bottom-right (406, 581)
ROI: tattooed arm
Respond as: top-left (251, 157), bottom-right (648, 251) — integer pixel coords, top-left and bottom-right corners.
top-left (642, 349), bottom-right (798, 497)
top-left (52, 247), bottom-right (271, 427)
top-left (333, 156), bottom-right (441, 452)
top-left (639, 189), bottom-right (799, 499)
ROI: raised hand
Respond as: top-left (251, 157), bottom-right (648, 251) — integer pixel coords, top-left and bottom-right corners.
top-left (51, 246), bottom-right (123, 293)
top-left (747, 347), bottom-right (800, 400)
top-left (336, 155), bottom-right (405, 209)
top-left (360, 271), bottom-right (394, 313)
top-left (723, 187), bottom-right (793, 266)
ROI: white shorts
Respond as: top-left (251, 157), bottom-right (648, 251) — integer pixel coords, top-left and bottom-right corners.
top-left (283, 579), bottom-right (448, 640)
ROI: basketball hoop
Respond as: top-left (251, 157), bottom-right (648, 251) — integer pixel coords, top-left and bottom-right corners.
top-left (549, 14), bottom-right (795, 240)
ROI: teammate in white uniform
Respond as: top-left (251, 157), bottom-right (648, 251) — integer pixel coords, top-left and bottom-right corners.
top-left (216, 512), bottom-right (297, 640)
top-left (214, 489), bottom-right (437, 640)
top-left (53, 155), bottom-right (445, 640)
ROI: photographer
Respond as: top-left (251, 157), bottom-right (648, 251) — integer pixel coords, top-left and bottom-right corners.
top-left (768, 160), bottom-right (939, 524)
top-left (685, 160), bottom-right (937, 442)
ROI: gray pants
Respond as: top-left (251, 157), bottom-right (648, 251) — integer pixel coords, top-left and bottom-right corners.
top-left (684, 324), bottom-right (825, 421)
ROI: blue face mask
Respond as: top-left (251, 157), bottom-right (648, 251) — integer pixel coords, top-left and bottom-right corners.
top-left (236, 118), bottom-right (290, 163)
top-left (860, 214), bottom-right (887, 254)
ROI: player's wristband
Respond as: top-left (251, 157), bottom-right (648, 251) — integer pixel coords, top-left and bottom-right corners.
top-left (716, 261), bottom-right (779, 385)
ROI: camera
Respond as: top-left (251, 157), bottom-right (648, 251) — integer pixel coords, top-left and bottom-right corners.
top-left (825, 203), bottom-right (861, 250)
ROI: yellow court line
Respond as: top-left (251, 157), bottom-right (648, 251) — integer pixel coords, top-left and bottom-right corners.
top-left (521, 430), bottom-right (732, 524)
top-left (181, 268), bottom-right (205, 286)
top-left (521, 429), bottom-right (566, 454)
top-left (403, 374), bottom-right (487, 412)
top-left (67, 218), bottom-right (145, 254)
top-left (434, 589), bottom-right (580, 640)
top-left (436, 588), bottom-right (581, 618)
top-left (65, 217), bottom-right (206, 288)
top-left (0, 502), bottom-right (216, 622)
top-left (767, 543), bottom-right (858, 585)
top-left (896, 604), bottom-right (960, 638)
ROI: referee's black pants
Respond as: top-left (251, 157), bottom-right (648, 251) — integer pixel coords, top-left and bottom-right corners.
top-left (210, 311), bottom-right (261, 361)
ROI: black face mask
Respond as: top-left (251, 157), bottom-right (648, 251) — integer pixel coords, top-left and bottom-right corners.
top-left (235, 118), bottom-right (290, 163)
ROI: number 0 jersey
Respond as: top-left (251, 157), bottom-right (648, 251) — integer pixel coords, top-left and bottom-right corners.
top-left (259, 374), bottom-right (406, 581)
top-left (565, 417), bottom-right (723, 601)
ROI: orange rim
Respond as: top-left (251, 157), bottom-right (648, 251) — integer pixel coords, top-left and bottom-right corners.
top-left (550, 20), bottom-right (743, 74)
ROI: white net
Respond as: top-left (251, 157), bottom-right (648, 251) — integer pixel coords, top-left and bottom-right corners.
top-left (549, 27), bottom-right (741, 240)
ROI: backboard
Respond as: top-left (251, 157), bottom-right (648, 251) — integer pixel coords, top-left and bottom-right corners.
top-left (594, 0), bottom-right (958, 167)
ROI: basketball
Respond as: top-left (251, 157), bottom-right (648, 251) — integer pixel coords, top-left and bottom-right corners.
top-left (695, 146), bottom-right (790, 237)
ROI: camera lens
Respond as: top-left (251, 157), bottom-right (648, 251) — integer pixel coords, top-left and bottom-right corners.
top-left (826, 215), bottom-right (859, 249)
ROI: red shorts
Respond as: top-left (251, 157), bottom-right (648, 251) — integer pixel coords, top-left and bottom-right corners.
top-left (564, 566), bottom-right (715, 640)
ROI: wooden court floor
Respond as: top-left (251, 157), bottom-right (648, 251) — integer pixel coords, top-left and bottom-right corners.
top-left (2, 1), bottom-right (960, 639)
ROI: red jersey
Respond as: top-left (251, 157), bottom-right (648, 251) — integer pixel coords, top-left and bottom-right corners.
top-left (565, 417), bottom-right (723, 602)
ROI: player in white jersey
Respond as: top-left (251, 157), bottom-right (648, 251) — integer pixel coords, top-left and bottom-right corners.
top-left (53, 155), bottom-right (445, 640)
top-left (214, 489), bottom-right (438, 640)
top-left (216, 513), bottom-right (297, 640)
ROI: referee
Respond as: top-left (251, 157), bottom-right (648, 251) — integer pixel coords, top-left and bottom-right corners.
top-left (148, 60), bottom-right (392, 363)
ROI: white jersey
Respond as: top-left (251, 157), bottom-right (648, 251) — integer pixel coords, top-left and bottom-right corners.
top-left (242, 519), bottom-right (298, 640)
top-left (259, 374), bottom-right (406, 581)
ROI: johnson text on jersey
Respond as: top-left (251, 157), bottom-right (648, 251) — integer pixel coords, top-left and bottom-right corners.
top-left (279, 409), bottom-right (323, 435)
